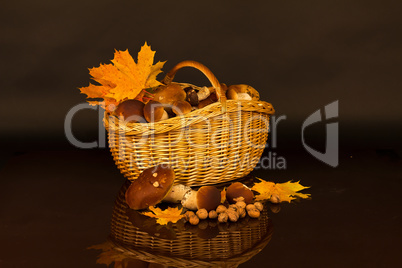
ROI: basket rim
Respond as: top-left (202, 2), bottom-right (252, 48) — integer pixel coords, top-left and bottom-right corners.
top-left (104, 99), bottom-right (274, 135)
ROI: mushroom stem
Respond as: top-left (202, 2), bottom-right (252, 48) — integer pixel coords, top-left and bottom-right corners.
top-left (181, 190), bottom-right (198, 210)
top-left (162, 184), bottom-right (191, 203)
top-left (197, 86), bottom-right (212, 101)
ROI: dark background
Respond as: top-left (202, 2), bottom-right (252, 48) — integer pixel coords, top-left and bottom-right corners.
top-left (1, 0), bottom-right (401, 267)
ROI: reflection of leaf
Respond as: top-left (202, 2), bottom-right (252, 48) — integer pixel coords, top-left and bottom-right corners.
top-left (252, 178), bottom-right (310, 202)
top-left (142, 206), bottom-right (184, 225)
top-left (88, 242), bottom-right (125, 266)
top-left (79, 42), bottom-right (165, 104)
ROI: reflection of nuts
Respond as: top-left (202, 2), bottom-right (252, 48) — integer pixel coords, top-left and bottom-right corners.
top-left (254, 202), bottom-right (264, 211)
top-left (208, 210), bottom-right (218, 219)
top-left (248, 208), bottom-right (260, 218)
top-left (216, 205), bottom-right (227, 214)
top-left (270, 194), bottom-right (281, 204)
top-left (270, 204), bottom-right (281, 213)
top-left (236, 201), bottom-right (246, 209)
top-left (218, 212), bottom-right (228, 223)
top-left (189, 215), bottom-right (200, 225)
top-left (198, 220), bottom-right (208, 230)
top-left (196, 208), bottom-right (208, 220)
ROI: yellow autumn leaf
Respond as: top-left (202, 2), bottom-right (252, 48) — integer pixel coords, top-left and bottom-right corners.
top-left (79, 42), bottom-right (165, 104)
top-left (142, 206), bottom-right (184, 225)
top-left (251, 178), bottom-right (311, 203)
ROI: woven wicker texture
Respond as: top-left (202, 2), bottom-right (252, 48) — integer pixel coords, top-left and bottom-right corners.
top-left (108, 180), bottom-right (273, 267)
top-left (104, 61), bottom-right (275, 186)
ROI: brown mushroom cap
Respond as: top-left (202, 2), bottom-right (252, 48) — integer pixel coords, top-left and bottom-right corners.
top-left (153, 83), bottom-right (186, 106)
top-left (114, 99), bottom-right (146, 123)
top-left (226, 182), bottom-right (254, 204)
top-left (125, 165), bottom-right (175, 210)
top-left (172, 100), bottom-right (192, 116)
top-left (196, 186), bottom-right (221, 211)
top-left (143, 100), bottom-right (165, 122)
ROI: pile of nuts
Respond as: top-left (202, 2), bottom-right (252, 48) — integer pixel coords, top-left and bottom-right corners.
top-left (184, 201), bottom-right (264, 225)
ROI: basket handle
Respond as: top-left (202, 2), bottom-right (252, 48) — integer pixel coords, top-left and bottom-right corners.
top-left (162, 60), bottom-right (227, 112)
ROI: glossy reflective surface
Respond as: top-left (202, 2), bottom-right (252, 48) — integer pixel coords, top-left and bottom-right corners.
top-left (1, 149), bottom-right (401, 267)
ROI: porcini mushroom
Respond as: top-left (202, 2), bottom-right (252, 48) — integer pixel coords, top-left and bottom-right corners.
top-left (143, 100), bottom-right (168, 122)
top-left (172, 100), bottom-right (192, 116)
top-left (125, 164), bottom-right (176, 210)
top-left (181, 186), bottom-right (221, 211)
top-left (185, 87), bottom-right (199, 106)
top-left (153, 83), bottom-right (186, 108)
top-left (226, 84), bottom-right (258, 101)
top-left (226, 182), bottom-right (254, 204)
top-left (198, 92), bottom-right (218, 109)
top-left (114, 99), bottom-right (146, 123)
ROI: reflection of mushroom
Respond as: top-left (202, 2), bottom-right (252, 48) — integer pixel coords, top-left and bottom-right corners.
top-left (114, 99), bottom-right (146, 123)
top-left (226, 84), bottom-right (254, 100)
top-left (181, 186), bottom-right (221, 211)
top-left (172, 100), bottom-right (192, 116)
top-left (125, 165), bottom-right (176, 210)
top-left (226, 182), bottom-right (254, 204)
top-left (143, 100), bottom-right (168, 123)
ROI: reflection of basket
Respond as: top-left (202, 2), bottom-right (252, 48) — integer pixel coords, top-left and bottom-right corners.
top-left (108, 180), bottom-right (273, 267)
top-left (104, 61), bottom-right (274, 186)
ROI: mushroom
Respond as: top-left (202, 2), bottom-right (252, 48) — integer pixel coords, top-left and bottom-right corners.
top-left (172, 100), bottom-right (192, 116)
top-left (143, 100), bottom-right (168, 122)
top-left (198, 92), bottom-right (218, 109)
top-left (226, 182), bottom-right (254, 204)
top-left (114, 99), bottom-right (146, 123)
top-left (181, 186), bottom-right (221, 211)
top-left (226, 84), bottom-right (256, 101)
top-left (125, 164), bottom-right (176, 210)
top-left (185, 87), bottom-right (199, 106)
top-left (152, 83), bottom-right (186, 112)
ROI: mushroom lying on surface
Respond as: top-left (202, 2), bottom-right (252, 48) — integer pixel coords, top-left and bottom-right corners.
top-left (226, 182), bottom-right (254, 204)
top-left (181, 186), bottom-right (221, 211)
top-left (125, 165), bottom-right (191, 210)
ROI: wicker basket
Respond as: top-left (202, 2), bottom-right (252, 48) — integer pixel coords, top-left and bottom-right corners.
top-left (106, 180), bottom-right (273, 267)
top-left (104, 61), bottom-right (274, 186)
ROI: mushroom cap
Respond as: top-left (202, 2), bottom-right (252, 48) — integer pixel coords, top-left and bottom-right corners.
top-left (153, 83), bottom-right (186, 105)
top-left (226, 182), bottom-right (254, 204)
top-left (114, 99), bottom-right (146, 123)
top-left (125, 165), bottom-right (175, 210)
top-left (196, 186), bottom-right (221, 211)
top-left (172, 100), bottom-right (192, 116)
top-left (185, 89), bottom-right (199, 106)
top-left (143, 100), bottom-right (165, 122)
top-left (226, 88), bottom-right (239, 100)
top-left (227, 84), bottom-right (260, 100)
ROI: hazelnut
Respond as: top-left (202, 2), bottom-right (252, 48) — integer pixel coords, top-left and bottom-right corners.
top-left (254, 202), bottom-right (264, 211)
top-left (246, 204), bottom-right (256, 212)
top-left (236, 201), bottom-right (247, 209)
top-left (184, 211), bottom-right (195, 221)
top-left (228, 204), bottom-right (239, 212)
top-left (218, 212), bottom-right (228, 223)
top-left (189, 215), bottom-right (200, 225)
top-left (227, 209), bottom-right (239, 222)
top-left (196, 208), bottom-right (208, 220)
top-left (216, 205), bottom-right (227, 214)
top-left (248, 208), bottom-right (260, 218)
top-left (270, 194), bottom-right (281, 204)
top-left (208, 210), bottom-right (218, 219)
top-left (238, 207), bottom-right (246, 218)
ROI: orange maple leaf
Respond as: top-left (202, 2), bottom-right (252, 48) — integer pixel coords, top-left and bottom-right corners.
top-left (79, 42), bottom-right (165, 104)
top-left (142, 206), bottom-right (184, 225)
top-left (251, 178), bottom-right (311, 203)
